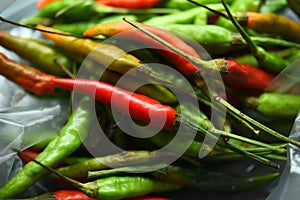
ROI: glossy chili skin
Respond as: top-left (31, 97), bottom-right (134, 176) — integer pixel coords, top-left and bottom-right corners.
top-left (92, 176), bottom-right (180, 200)
top-left (96, 0), bottom-right (161, 9)
top-left (37, 25), bottom-right (142, 74)
top-left (51, 78), bottom-right (178, 130)
top-left (0, 97), bottom-right (93, 199)
top-left (27, 190), bottom-right (97, 200)
top-left (0, 53), bottom-right (55, 95)
top-left (237, 12), bottom-right (300, 42)
top-left (151, 165), bottom-right (279, 192)
top-left (83, 22), bottom-right (228, 78)
top-left (223, 60), bottom-right (275, 94)
top-left (0, 30), bottom-right (75, 76)
top-left (246, 92), bottom-right (300, 119)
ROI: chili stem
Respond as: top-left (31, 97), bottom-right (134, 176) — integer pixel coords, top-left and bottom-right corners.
top-left (215, 96), bottom-right (300, 147)
top-left (220, 0), bottom-right (262, 60)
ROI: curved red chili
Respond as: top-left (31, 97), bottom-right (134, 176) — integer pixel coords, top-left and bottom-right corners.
top-left (223, 60), bottom-right (275, 93)
top-left (51, 78), bottom-right (178, 130)
top-left (83, 21), bottom-right (203, 77)
top-left (96, 0), bottom-right (161, 9)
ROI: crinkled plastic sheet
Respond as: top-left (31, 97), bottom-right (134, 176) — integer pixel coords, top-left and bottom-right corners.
top-left (0, 0), bottom-right (69, 196)
top-left (0, 0), bottom-right (300, 199)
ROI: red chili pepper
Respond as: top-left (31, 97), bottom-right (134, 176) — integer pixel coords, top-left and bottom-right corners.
top-left (96, 0), bottom-right (161, 9)
top-left (54, 190), bottom-right (96, 200)
top-left (83, 21), bottom-right (203, 77)
top-left (51, 78), bottom-right (178, 130)
top-left (223, 60), bottom-right (275, 94)
top-left (18, 148), bottom-right (39, 163)
top-left (0, 53), bottom-right (55, 95)
top-left (36, 0), bottom-right (61, 9)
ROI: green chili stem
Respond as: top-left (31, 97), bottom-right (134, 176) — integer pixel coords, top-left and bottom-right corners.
top-left (209, 128), bottom-right (286, 154)
top-left (215, 96), bottom-right (300, 147)
top-left (183, 120), bottom-right (281, 168)
top-left (221, 0), bottom-right (261, 59)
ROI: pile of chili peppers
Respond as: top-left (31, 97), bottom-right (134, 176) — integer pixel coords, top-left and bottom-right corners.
top-left (0, 0), bottom-right (300, 199)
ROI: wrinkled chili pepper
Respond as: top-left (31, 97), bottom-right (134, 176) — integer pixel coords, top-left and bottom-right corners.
top-left (0, 53), bottom-right (55, 95)
top-left (55, 151), bottom-right (171, 179)
top-left (151, 165), bottom-right (280, 192)
top-left (0, 97), bottom-right (94, 199)
top-left (0, 30), bottom-right (76, 76)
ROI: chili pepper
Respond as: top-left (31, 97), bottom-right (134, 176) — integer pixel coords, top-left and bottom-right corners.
top-left (245, 92), bottom-right (300, 119)
top-left (26, 190), bottom-right (97, 200)
top-left (52, 14), bottom-right (138, 34)
top-left (18, 148), bottom-right (40, 163)
top-left (160, 24), bottom-right (300, 56)
top-left (78, 175), bottom-right (182, 199)
top-left (143, 7), bottom-right (207, 26)
top-left (162, 0), bottom-right (233, 10)
top-left (54, 151), bottom-right (171, 179)
top-left (96, 0), bottom-right (161, 9)
top-left (288, 0), bottom-right (300, 18)
top-left (0, 53), bottom-right (55, 95)
top-left (151, 165), bottom-right (280, 192)
top-left (223, 60), bottom-right (275, 93)
top-left (36, 25), bottom-right (142, 74)
top-left (214, 0), bottom-right (260, 31)
top-left (37, 0), bottom-right (61, 9)
top-left (26, 0), bottom-right (177, 25)
top-left (52, 78), bottom-right (178, 130)
top-left (83, 21), bottom-right (228, 78)
top-left (235, 12), bottom-right (300, 42)
top-left (0, 97), bottom-right (94, 199)
top-left (0, 30), bottom-right (76, 76)
top-left (259, 0), bottom-right (288, 13)
top-left (92, 65), bottom-right (177, 104)
top-left (221, 0), bottom-right (290, 74)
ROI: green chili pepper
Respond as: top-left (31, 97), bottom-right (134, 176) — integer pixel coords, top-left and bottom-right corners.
top-left (92, 176), bottom-right (180, 200)
top-left (0, 30), bottom-right (76, 76)
top-left (245, 93), bottom-right (300, 119)
top-left (260, 0), bottom-right (288, 13)
top-left (151, 165), bottom-right (280, 192)
top-left (143, 7), bottom-right (206, 26)
top-left (0, 97), bottom-right (94, 199)
top-left (55, 151), bottom-right (171, 178)
top-left (162, 0), bottom-right (233, 10)
top-left (52, 15), bottom-right (138, 35)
